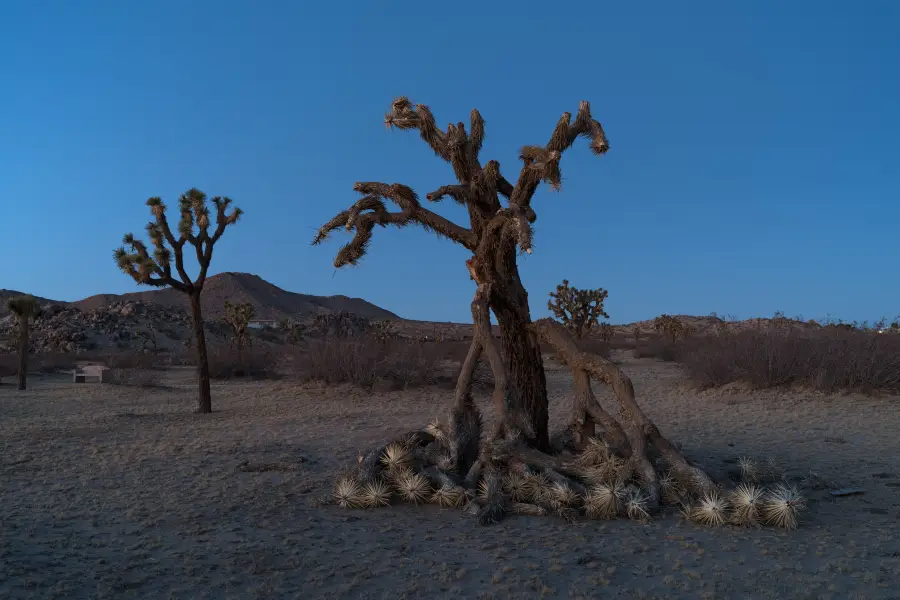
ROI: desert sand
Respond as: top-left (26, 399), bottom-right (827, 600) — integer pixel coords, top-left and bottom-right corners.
top-left (3, 353), bottom-right (900, 599)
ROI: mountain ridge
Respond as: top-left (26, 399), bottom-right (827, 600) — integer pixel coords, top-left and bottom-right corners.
top-left (0, 272), bottom-right (399, 321)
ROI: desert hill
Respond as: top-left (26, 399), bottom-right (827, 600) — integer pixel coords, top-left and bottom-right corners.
top-left (1, 272), bottom-right (398, 322)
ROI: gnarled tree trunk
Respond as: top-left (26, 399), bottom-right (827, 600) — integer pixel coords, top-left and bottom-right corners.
top-left (188, 292), bottom-right (212, 413)
top-left (489, 263), bottom-right (550, 452)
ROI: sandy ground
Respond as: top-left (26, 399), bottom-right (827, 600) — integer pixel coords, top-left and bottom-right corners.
top-left (2, 354), bottom-right (900, 600)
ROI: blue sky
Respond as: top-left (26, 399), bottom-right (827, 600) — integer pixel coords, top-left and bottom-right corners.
top-left (1, 1), bottom-right (898, 325)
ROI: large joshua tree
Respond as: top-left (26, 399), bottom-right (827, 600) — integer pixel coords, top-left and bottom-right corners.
top-left (6, 295), bottom-right (41, 390)
top-left (316, 98), bottom-right (718, 521)
top-left (114, 188), bottom-right (242, 413)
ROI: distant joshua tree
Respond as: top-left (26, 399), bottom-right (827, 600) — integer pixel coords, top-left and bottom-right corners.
top-left (653, 314), bottom-right (685, 344)
top-left (114, 189), bottom-right (242, 413)
top-left (224, 301), bottom-right (255, 376)
top-left (6, 295), bottom-right (41, 390)
top-left (547, 279), bottom-right (610, 339)
top-left (597, 322), bottom-right (614, 343)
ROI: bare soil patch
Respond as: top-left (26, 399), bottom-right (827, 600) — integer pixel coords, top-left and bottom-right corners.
top-left (2, 357), bottom-right (900, 599)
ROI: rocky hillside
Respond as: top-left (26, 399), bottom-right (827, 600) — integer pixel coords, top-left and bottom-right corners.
top-left (73, 272), bottom-right (399, 321)
top-left (0, 301), bottom-right (199, 354)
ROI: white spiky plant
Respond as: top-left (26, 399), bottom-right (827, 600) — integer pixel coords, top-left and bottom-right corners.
top-left (361, 478), bottom-right (392, 508)
top-left (584, 484), bottom-right (619, 519)
top-left (624, 487), bottom-right (651, 522)
top-left (549, 482), bottom-right (580, 508)
top-left (334, 476), bottom-right (364, 508)
top-left (692, 491), bottom-right (730, 527)
top-left (761, 484), bottom-right (806, 530)
top-left (503, 472), bottom-right (532, 502)
top-left (381, 442), bottom-right (413, 472)
top-left (729, 483), bottom-right (765, 527)
top-left (738, 456), bottom-right (760, 483)
top-left (396, 471), bottom-right (432, 505)
top-left (430, 484), bottom-right (465, 508)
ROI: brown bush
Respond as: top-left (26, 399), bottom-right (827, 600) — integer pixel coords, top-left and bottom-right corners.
top-left (208, 344), bottom-right (281, 380)
top-left (107, 367), bottom-right (160, 388)
top-left (289, 337), bottom-right (449, 390)
top-left (633, 338), bottom-right (679, 362)
top-left (677, 328), bottom-right (900, 394)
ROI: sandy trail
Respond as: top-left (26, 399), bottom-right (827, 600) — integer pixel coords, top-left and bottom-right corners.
top-left (2, 357), bottom-right (899, 599)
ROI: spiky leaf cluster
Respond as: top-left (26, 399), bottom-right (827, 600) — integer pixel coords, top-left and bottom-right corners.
top-left (547, 280), bottom-right (610, 339)
top-left (5, 295), bottom-right (41, 319)
top-left (113, 188), bottom-right (243, 292)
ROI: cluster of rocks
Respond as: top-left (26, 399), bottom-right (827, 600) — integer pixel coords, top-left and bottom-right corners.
top-left (0, 301), bottom-right (193, 354)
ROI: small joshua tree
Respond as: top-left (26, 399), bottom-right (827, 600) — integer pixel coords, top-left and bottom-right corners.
top-left (653, 314), bottom-right (685, 344)
top-left (632, 325), bottom-right (642, 343)
top-left (597, 322), bottom-right (614, 343)
top-left (224, 301), bottom-right (255, 376)
top-left (114, 188), bottom-right (242, 413)
top-left (547, 280), bottom-right (610, 339)
top-left (6, 295), bottom-right (41, 390)
top-left (371, 319), bottom-right (397, 344)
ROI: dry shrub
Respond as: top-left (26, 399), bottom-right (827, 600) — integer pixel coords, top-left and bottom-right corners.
top-left (0, 353), bottom-right (16, 382)
top-left (290, 337), bottom-right (447, 390)
top-left (575, 336), bottom-right (612, 359)
top-left (633, 338), bottom-right (679, 362)
top-left (101, 351), bottom-right (161, 370)
top-left (678, 328), bottom-right (900, 394)
top-left (209, 344), bottom-right (280, 380)
top-left (31, 352), bottom-right (81, 374)
top-left (107, 367), bottom-right (160, 388)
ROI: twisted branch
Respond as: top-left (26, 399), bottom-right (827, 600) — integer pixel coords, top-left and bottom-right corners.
top-left (313, 182), bottom-right (477, 267)
top-left (510, 100), bottom-right (610, 208)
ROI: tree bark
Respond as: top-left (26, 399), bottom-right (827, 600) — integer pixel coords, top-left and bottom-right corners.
top-left (488, 261), bottom-right (550, 452)
top-left (16, 315), bottom-right (28, 391)
top-left (188, 292), bottom-right (213, 413)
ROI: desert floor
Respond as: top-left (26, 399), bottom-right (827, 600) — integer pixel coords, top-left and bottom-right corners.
top-left (2, 353), bottom-right (900, 600)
